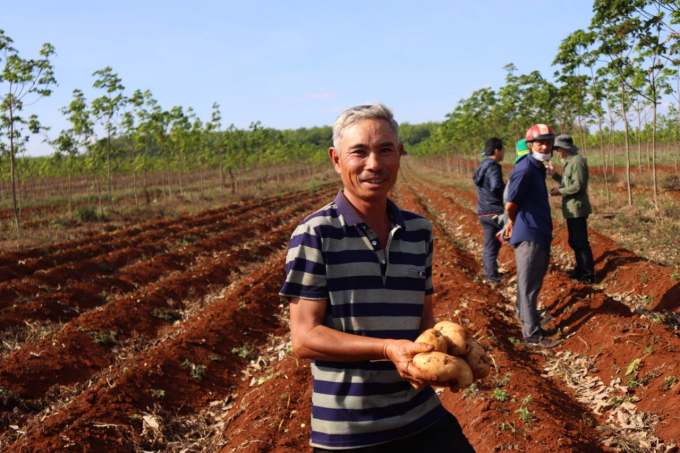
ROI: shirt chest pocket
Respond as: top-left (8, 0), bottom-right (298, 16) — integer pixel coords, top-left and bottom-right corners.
top-left (388, 265), bottom-right (427, 291)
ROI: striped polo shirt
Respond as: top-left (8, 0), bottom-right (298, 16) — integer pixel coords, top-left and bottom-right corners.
top-left (280, 191), bottom-right (446, 450)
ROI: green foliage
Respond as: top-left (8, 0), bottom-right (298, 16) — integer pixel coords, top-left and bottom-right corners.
top-left (232, 343), bottom-right (252, 359)
top-left (671, 269), bottom-right (680, 282)
top-left (151, 309), bottom-right (181, 323)
top-left (494, 373), bottom-right (512, 388)
top-left (491, 388), bottom-right (510, 402)
top-left (90, 330), bottom-right (117, 345)
top-left (626, 358), bottom-right (641, 376)
top-left (76, 206), bottom-right (98, 223)
top-left (515, 406), bottom-right (532, 421)
top-left (150, 389), bottom-right (165, 399)
top-left (462, 383), bottom-right (479, 399)
top-left (180, 359), bottom-right (207, 380)
top-left (663, 376), bottom-right (677, 391)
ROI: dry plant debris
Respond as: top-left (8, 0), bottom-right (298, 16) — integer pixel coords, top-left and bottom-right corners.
top-left (544, 351), bottom-right (678, 453)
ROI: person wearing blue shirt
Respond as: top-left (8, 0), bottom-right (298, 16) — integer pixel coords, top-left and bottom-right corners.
top-left (504, 124), bottom-right (562, 349)
top-left (473, 137), bottom-right (506, 286)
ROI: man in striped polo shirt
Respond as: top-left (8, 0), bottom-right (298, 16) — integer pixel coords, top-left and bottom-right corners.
top-left (280, 103), bottom-right (475, 452)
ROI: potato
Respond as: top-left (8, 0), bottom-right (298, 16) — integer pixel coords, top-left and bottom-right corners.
top-left (412, 352), bottom-right (468, 382)
top-left (463, 340), bottom-right (491, 380)
top-left (433, 321), bottom-right (470, 356)
top-left (448, 359), bottom-right (474, 389)
top-left (414, 329), bottom-right (448, 353)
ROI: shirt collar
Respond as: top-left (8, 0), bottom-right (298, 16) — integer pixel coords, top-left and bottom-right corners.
top-left (334, 190), bottom-right (406, 229)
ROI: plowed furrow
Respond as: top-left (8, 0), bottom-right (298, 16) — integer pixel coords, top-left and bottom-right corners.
top-left (0, 187), bottom-right (336, 429)
top-left (392, 174), bottom-right (615, 452)
top-left (401, 162), bottom-right (680, 449)
top-left (1, 238), bottom-right (289, 451)
top-left (0, 189), bottom-right (311, 281)
top-left (0, 186), bottom-right (337, 324)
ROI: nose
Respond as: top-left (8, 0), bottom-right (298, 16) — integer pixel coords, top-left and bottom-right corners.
top-left (365, 150), bottom-right (381, 170)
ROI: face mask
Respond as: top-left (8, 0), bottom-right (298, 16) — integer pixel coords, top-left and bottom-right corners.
top-left (532, 153), bottom-right (551, 162)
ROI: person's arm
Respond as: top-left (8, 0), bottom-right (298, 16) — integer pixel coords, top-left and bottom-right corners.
top-left (289, 297), bottom-right (437, 387)
top-left (489, 164), bottom-right (505, 200)
top-left (558, 158), bottom-right (585, 197)
top-left (547, 162), bottom-right (562, 183)
top-left (504, 201), bottom-right (519, 239)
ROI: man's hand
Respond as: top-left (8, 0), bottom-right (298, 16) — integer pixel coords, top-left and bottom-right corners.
top-left (384, 340), bottom-right (439, 389)
top-left (503, 220), bottom-right (513, 241)
top-left (546, 162), bottom-right (555, 176)
top-left (550, 187), bottom-right (561, 197)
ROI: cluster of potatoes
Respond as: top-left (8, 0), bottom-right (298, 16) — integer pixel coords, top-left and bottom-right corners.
top-left (412, 321), bottom-right (491, 389)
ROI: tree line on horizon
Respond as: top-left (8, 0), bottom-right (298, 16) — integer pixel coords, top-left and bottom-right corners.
top-left (410, 0), bottom-right (680, 210)
top-left (2, 1), bottom-right (680, 229)
top-left (1, 27), bottom-right (438, 230)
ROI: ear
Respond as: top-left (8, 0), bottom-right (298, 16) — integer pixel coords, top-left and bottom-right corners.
top-left (398, 142), bottom-right (404, 157)
top-left (329, 147), bottom-right (341, 174)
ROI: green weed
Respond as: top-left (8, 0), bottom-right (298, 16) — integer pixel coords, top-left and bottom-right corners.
top-left (180, 359), bottom-right (207, 380)
top-left (491, 388), bottom-right (510, 402)
top-left (90, 331), bottom-right (117, 345)
top-left (663, 376), bottom-right (677, 391)
top-left (232, 343), bottom-right (252, 359)
top-left (150, 389), bottom-right (165, 399)
top-left (462, 383), bottom-right (479, 399)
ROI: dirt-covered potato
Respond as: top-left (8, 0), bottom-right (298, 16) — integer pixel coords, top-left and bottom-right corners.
top-left (463, 340), bottom-right (491, 380)
top-left (448, 359), bottom-right (474, 389)
top-left (414, 328), bottom-right (448, 353)
top-left (412, 352), bottom-right (468, 382)
top-left (433, 321), bottom-right (470, 356)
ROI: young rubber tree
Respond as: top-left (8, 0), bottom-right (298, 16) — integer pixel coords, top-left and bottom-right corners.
top-left (122, 89), bottom-right (145, 207)
top-left (0, 30), bottom-right (56, 230)
top-left (91, 66), bottom-right (125, 211)
top-left (59, 89), bottom-right (94, 217)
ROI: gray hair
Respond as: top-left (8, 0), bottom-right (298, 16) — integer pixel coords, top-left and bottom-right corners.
top-left (332, 102), bottom-right (399, 152)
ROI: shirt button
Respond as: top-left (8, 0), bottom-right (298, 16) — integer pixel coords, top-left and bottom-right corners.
top-left (381, 259), bottom-right (386, 264)
top-left (372, 240), bottom-right (377, 246)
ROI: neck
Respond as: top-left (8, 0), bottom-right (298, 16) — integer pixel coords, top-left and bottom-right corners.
top-left (343, 191), bottom-right (389, 225)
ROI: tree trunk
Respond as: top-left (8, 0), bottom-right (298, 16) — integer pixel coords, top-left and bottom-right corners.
top-left (227, 167), bottom-right (236, 194)
top-left (107, 127), bottom-right (113, 211)
top-left (651, 71), bottom-right (659, 211)
top-left (9, 113), bottom-right (20, 231)
top-left (577, 68), bottom-right (587, 157)
top-left (620, 79), bottom-right (633, 206)
top-left (637, 103), bottom-right (642, 175)
top-left (68, 157), bottom-right (73, 218)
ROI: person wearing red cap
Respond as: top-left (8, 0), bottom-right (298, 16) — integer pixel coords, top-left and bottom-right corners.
top-left (504, 124), bottom-right (561, 349)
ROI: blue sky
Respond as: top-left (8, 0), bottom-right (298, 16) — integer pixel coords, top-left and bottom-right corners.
top-left (3, 0), bottom-right (597, 156)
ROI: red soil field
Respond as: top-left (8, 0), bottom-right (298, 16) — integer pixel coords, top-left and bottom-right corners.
top-left (0, 161), bottom-right (678, 452)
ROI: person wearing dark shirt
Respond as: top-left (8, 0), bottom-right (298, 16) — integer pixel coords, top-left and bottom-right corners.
top-left (504, 124), bottom-right (562, 349)
top-left (473, 138), bottom-right (506, 286)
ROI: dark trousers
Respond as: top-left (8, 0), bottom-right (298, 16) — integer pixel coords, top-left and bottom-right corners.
top-left (566, 216), bottom-right (595, 279)
top-left (479, 215), bottom-right (502, 283)
top-left (312, 412), bottom-right (475, 453)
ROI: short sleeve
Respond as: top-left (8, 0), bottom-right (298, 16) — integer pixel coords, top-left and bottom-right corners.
top-left (279, 222), bottom-right (328, 300)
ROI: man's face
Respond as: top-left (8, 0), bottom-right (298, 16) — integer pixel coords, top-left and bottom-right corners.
top-left (496, 148), bottom-right (505, 162)
top-left (554, 147), bottom-right (570, 159)
top-left (329, 118), bottom-right (403, 205)
top-left (529, 139), bottom-right (553, 155)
